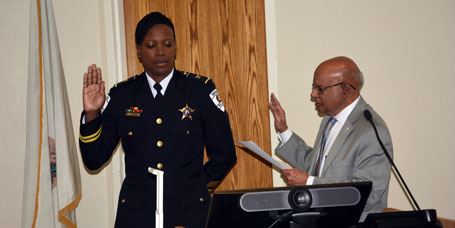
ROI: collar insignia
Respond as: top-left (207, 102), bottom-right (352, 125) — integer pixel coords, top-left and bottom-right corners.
top-left (178, 103), bottom-right (196, 120)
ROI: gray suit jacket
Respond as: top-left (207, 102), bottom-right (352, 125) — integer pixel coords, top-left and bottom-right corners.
top-left (275, 97), bottom-right (393, 221)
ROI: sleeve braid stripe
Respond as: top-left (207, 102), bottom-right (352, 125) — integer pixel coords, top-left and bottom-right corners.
top-left (79, 126), bottom-right (102, 143)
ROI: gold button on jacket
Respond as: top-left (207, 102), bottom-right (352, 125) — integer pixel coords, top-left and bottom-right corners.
top-left (78, 70), bottom-right (237, 228)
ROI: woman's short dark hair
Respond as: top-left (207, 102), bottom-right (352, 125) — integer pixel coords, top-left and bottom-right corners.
top-left (135, 12), bottom-right (175, 45)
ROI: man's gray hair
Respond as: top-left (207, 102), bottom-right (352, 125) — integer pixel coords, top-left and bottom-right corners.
top-left (356, 71), bottom-right (364, 90)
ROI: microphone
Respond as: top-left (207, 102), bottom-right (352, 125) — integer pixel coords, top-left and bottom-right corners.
top-left (363, 110), bottom-right (421, 211)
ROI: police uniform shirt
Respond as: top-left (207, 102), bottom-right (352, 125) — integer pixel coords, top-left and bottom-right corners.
top-left (79, 69), bottom-right (236, 228)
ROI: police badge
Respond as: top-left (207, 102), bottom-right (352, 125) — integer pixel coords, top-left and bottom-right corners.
top-left (178, 103), bottom-right (196, 120)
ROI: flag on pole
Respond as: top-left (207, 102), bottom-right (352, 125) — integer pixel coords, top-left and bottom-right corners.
top-left (22, 0), bottom-right (82, 227)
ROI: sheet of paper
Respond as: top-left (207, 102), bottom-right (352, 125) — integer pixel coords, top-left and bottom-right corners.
top-left (239, 141), bottom-right (292, 170)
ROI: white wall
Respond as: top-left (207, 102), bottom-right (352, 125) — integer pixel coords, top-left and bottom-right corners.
top-left (0, 0), bottom-right (118, 227)
top-left (268, 0), bottom-right (455, 219)
top-left (0, 0), bottom-right (30, 227)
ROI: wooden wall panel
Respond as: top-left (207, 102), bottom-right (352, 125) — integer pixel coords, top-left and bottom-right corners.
top-left (123, 0), bottom-right (272, 190)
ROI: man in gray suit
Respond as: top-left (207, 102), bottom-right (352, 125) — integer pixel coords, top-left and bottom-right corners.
top-left (269, 56), bottom-right (393, 221)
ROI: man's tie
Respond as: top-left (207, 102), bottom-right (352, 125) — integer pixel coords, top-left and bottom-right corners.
top-left (153, 83), bottom-right (163, 102)
top-left (314, 116), bottom-right (337, 176)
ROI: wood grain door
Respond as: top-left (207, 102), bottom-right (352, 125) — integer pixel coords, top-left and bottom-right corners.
top-left (123, 0), bottom-right (272, 190)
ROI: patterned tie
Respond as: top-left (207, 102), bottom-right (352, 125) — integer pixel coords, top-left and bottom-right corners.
top-left (314, 116), bottom-right (337, 176)
top-left (153, 83), bottom-right (163, 101)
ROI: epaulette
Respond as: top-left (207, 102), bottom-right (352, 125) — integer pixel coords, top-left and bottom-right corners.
top-left (182, 71), bottom-right (212, 85)
top-left (113, 75), bottom-right (138, 88)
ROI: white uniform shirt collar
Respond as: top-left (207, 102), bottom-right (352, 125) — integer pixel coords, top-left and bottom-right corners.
top-left (333, 96), bottom-right (360, 123)
top-left (146, 68), bottom-right (174, 97)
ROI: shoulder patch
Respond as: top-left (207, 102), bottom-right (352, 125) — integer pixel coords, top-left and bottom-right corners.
top-left (209, 89), bottom-right (225, 112)
top-left (183, 72), bottom-right (212, 85)
top-left (113, 75), bottom-right (139, 88)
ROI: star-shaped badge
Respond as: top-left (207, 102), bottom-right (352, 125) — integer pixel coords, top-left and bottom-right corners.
top-left (178, 103), bottom-right (196, 120)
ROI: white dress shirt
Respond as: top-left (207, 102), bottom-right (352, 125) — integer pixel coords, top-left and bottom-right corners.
top-left (278, 97), bottom-right (360, 185)
top-left (146, 69), bottom-right (174, 97)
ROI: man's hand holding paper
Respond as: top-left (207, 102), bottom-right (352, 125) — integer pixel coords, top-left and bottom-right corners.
top-left (238, 141), bottom-right (291, 170)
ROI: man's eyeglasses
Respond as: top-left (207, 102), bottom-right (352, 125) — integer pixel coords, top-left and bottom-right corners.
top-left (311, 82), bottom-right (356, 94)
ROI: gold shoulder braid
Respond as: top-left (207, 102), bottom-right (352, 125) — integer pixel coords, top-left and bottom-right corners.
top-left (113, 75), bottom-right (138, 88)
top-left (186, 72), bottom-right (212, 85)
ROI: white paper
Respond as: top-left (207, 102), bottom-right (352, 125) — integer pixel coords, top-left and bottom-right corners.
top-left (239, 141), bottom-right (292, 170)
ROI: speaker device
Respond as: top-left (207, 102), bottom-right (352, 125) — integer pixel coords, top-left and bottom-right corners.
top-left (239, 186), bottom-right (361, 212)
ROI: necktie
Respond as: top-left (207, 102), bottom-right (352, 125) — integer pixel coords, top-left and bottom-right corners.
top-left (314, 116), bottom-right (337, 176)
top-left (153, 83), bottom-right (163, 102)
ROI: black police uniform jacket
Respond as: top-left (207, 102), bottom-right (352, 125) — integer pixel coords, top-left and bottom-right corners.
top-left (79, 70), bottom-right (236, 228)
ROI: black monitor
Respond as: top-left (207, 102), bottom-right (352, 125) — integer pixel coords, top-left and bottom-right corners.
top-left (205, 181), bottom-right (372, 228)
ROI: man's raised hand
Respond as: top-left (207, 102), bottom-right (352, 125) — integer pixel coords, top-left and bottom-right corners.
top-left (269, 93), bottom-right (288, 133)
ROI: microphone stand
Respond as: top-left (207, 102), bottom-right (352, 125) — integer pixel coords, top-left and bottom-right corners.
top-left (362, 110), bottom-right (442, 228)
top-left (363, 110), bottom-right (420, 211)
top-left (148, 167), bottom-right (164, 228)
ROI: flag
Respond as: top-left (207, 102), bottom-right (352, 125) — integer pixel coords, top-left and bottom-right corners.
top-left (22, 0), bottom-right (82, 227)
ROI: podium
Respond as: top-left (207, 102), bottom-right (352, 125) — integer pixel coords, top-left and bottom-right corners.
top-left (360, 209), bottom-right (442, 228)
top-left (205, 182), bottom-right (372, 228)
